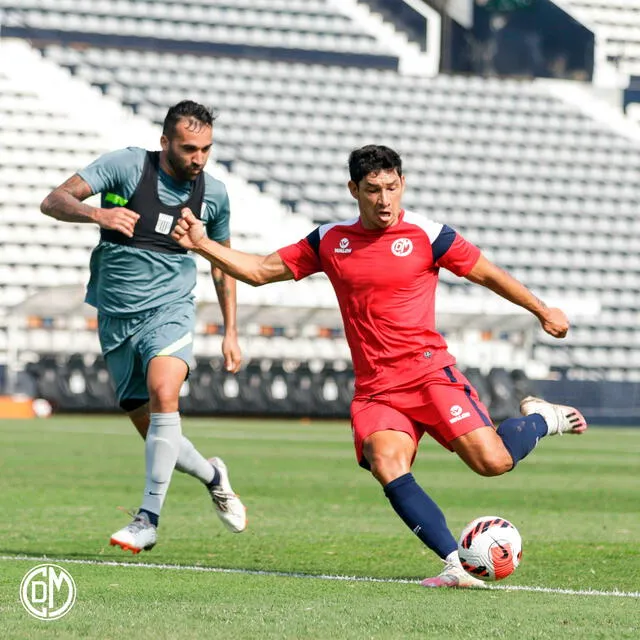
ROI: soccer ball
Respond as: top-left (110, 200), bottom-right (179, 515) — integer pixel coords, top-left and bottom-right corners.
top-left (458, 515), bottom-right (522, 581)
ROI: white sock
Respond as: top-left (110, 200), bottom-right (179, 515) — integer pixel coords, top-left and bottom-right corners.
top-left (175, 436), bottom-right (215, 485)
top-left (445, 550), bottom-right (462, 567)
top-left (140, 412), bottom-right (181, 518)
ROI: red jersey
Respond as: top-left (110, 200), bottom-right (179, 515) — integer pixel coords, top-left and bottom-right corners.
top-left (277, 210), bottom-right (481, 396)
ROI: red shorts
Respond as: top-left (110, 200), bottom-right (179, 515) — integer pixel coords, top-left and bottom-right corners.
top-left (350, 365), bottom-right (492, 468)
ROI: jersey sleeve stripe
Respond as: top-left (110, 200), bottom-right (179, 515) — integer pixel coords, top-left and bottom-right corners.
top-left (306, 228), bottom-right (321, 256)
top-left (431, 225), bottom-right (456, 262)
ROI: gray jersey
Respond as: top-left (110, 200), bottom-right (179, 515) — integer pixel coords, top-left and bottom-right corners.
top-left (79, 147), bottom-right (230, 316)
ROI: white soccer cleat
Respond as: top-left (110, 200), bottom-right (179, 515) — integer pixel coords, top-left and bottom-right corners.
top-left (421, 561), bottom-right (488, 589)
top-left (109, 511), bottom-right (157, 554)
top-left (520, 396), bottom-right (588, 436)
top-left (207, 457), bottom-right (247, 533)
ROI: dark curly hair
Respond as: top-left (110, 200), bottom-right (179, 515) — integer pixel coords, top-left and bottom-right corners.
top-left (162, 100), bottom-right (217, 137)
top-left (348, 145), bottom-right (402, 184)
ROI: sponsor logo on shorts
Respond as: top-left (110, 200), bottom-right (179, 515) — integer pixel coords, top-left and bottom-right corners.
top-left (391, 238), bottom-right (413, 257)
top-left (449, 404), bottom-right (471, 424)
top-left (335, 238), bottom-right (352, 254)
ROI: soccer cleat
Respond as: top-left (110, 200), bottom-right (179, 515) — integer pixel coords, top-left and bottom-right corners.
top-left (109, 511), bottom-right (157, 554)
top-left (207, 457), bottom-right (247, 533)
top-left (520, 396), bottom-right (588, 436)
top-left (421, 561), bottom-right (488, 589)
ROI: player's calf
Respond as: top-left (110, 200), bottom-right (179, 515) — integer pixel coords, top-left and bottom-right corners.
top-left (451, 427), bottom-right (514, 476)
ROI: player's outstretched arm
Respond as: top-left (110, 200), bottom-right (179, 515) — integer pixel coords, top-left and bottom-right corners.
top-left (172, 208), bottom-right (295, 287)
top-left (40, 174), bottom-right (140, 238)
top-left (465, 254), bottom-right (569, 338)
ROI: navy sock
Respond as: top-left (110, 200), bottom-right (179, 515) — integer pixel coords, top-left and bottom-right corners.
top-left (497, 414), bottom-right (548, 468)
top-left (205, 466), bottom-right (221, 490)
top-left (138, 509), bottom-right (159, 527)
top-left (383, 473), bottom-right (457, 559)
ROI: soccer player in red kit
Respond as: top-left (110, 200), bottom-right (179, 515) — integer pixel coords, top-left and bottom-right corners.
top-left (171, 145), bottom-right (587, 588)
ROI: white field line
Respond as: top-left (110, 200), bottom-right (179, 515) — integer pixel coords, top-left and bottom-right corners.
top-left (1, 555), bottom-right (638, 598)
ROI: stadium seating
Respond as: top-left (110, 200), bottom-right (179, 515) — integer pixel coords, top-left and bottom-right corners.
top-left (29, 350), bottom-right (538, 419)
top-left (31, 44), bottom-right (640, 375)
top-left (0, 41), bottom-right (334, 364)
top-left (2, 0), bottom-right (640, 386)
top-left (553, 0), bottom-right (640, 77)
top-left (0, 0), bottom-right (391, 56)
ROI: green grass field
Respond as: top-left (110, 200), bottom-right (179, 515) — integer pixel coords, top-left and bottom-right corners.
top-left (0, 416), bottom-right (638, 639)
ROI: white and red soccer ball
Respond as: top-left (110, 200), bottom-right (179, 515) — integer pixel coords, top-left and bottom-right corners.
top-left (458, 516), bottom-right (522, 581)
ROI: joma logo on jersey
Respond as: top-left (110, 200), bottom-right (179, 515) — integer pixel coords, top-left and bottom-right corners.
top-left (334, 238), bottom-right (352, 254)
top-left (391, 238), bottom-right (413, 257)
top-left (449, 404), bottom-right (471, 424)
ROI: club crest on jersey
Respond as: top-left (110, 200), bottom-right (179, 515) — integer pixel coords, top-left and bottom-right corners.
top-left (155, 213), bottom-right (174, 235)
top-left (391, 238), bottom-right (413, 257)
top-left (449, 404), bottom-right (471, 424)
top-left (334, 238), bottom-right (352, 254)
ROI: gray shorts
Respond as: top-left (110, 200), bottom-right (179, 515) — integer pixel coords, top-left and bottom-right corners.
top-left (99, 299), bottom-right (195, 408)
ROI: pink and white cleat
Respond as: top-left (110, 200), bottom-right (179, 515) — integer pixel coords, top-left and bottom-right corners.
top-left (421, 561), bottom-right (487, 589)
top-left (520, 396), bottom-right (588, 436)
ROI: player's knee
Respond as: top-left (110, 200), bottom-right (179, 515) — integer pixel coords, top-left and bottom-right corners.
top-left (453, 429), bottom-right (514, 477)
top-left (148, 383), bottom-right (179, 412)
top-left (367, 447), bottom-right (410, 484)
top-left (472, 450), bottom-right (513, 477)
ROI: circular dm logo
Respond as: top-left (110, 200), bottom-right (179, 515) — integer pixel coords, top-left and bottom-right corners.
top-left (20, 564), bottom-right (77, 621)
top-left (450, 405), bottom-right (463, 417)
top-left (391, 238), bottom-right (413, 257)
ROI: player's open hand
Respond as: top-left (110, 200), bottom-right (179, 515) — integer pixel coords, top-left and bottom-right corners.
top-left (222, 332), bottom-right (243, 373)
top-left (539, 307), bottom-right (570, 338)
top-left (95, 207), bottom-right (140, 238)
top-left (172, 208), bottom-right (206, 250)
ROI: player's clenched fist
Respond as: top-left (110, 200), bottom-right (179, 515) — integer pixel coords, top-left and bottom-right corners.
top-left (539, 307), bottom-right (570, 338)
top-left (171, 208), bottom-right (206, 250)
top-left (94, 207), bottom-right (140, 238)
